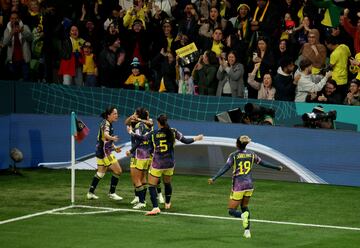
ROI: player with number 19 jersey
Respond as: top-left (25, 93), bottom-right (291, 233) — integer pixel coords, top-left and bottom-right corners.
top-left (227, 149), bottom-right (261, 192)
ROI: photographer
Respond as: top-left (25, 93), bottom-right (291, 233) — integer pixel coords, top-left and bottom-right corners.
top-left (242, 103), bottom-right (275, 125)
top-left (302, 105), bottom-right (337, 129)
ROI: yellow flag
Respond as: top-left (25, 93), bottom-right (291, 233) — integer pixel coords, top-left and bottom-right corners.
top-left (159, 77), bottom-right (166, 92)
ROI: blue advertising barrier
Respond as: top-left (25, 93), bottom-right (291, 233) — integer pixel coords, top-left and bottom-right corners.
top-left (1, 114), bottom-right (360, 187)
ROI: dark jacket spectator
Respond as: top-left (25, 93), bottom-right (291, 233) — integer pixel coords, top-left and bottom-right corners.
top-left (98, 36), bottom-right (127, 88)
top-left (279, 0), bottom-right (299, 22)
top-left (273, 56), bottom-right (297, 101)
top-left (193, 50), bottom-right (219, 95)
top-left (171, 0), bottom-right (192, 21)
top-left (151, 18), bottom-right (176, 56)
top-left (151, 49), bottom-right (177, 92)
top-left (306, 79), bottom-right (343, 104)
top-left (58, 25), bottom-right (85, 86)
top-left (250, 0), bottom-right (280, 40)
top-left (249, 36), bottom-right (276, 98)
top-left (228, 4), bottom-right (252, 64)
top-left (200, 27), bottom-right (224, 56)
top-left (343, 79), bottom-right (360, 105)
top-left (122, 19), bottom-right (151, 68)
top-left (22, 0), bottom-right (41, 32)
top-left (177, 3), bottom-right (199, 43)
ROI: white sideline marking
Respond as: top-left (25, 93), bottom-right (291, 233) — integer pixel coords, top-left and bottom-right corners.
top-left (57, 205), bottom-right (360, 232)
top-left (0, 205), bottom-right (73, 225)
top-left (2, 204), bottom-right (360, 232)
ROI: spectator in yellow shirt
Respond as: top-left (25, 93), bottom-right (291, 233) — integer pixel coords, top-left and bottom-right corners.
top-left (124, 57), bottom-right (147, 90)
top-left (81, 41), bottom-right (97, 87)
top-left (325, 36), bottom-right (351, 98)
top-left (123, 0), bottom-right (147, 29)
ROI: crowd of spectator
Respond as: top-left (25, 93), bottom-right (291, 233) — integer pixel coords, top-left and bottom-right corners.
top-left (0, 0), bottom-right (360, 106)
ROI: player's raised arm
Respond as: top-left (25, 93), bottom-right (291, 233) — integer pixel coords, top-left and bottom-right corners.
top-left (258, 160), bottom-right (283, 171)
top-left (177, 131), bottom-right (204, 144)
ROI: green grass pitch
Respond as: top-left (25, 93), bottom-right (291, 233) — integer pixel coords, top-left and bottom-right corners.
top-left (0, 168), bottom-right (360, 248)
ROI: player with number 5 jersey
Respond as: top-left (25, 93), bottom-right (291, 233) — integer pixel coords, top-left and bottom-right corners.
top-left (208, 135), bottom-right (283, 239)
top-left (128, 114), bottom-right (203, 216)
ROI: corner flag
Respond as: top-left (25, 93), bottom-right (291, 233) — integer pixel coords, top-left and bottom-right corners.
top-left (71, 112), bottom-right (90, 143)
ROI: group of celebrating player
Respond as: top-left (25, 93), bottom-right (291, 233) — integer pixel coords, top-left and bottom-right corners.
top-left (86, 106), bottom-right (282, 238)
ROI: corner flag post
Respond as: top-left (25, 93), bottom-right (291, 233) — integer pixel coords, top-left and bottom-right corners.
top-left (70, 112), bottom-right (90, 205)
top-left (70, 112), bottom-right (76, 205)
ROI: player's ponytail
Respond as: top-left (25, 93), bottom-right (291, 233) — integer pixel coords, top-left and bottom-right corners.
top-left (157, 114), bottom-right (174, 143)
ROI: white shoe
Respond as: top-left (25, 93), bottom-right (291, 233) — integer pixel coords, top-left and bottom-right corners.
top-left (133, 202), bottom-right (146, 209)
top-left (131, 196), bottom-right (139, 204)
top-left (87, 192), bottom-right (99, 200)
top-left (108, 193), bottom-right (123, 201)
top-left (243, 229), bottom-right (251, 239)
top-left (158, 193), bottom-right (165, 204)
top-left (165, 202), bottom-right (171, 209)
top-left (145, 207), bottom-right (161, 216)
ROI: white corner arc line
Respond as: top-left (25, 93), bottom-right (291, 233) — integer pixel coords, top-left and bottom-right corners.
top-left (52, 210), bottom-right (119, 215)
top-left (0, 205), bottom-right (74, 225)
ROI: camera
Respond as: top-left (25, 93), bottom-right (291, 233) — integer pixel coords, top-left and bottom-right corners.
top-left (243, 103), bottom-right (275, 125)
top-left (252, 52), bottom-right (258, 60)
top-left (319, 64), bottom-right (332, 75)
top-left (302, 108), bottom-right (337, 129)
top-left (214, 104), bottom-right (275, 125)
